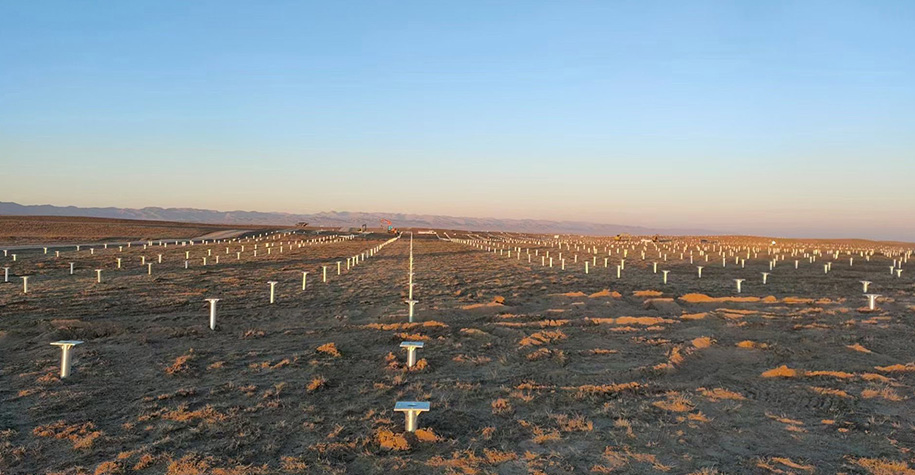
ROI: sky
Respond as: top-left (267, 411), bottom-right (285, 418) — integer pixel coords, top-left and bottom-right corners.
top-left (1, 1), bottom-right (914, 240)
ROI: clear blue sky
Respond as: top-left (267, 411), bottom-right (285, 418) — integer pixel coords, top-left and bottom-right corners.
top-left (2, 1), bottom-right (913, 240)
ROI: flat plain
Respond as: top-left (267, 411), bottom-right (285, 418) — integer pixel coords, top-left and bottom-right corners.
top-left (1, 220), bottom-right (914, 474)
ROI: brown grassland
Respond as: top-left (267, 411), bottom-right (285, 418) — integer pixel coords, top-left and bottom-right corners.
top-left (1, 222), bottom-right (914, 474)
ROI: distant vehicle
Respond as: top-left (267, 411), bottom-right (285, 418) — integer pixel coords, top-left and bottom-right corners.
top-left (380, 218), bottom-right (397, 234)
top-left (614, 233), bottom-right (631, 242)
top-left (296, 222), bottom-right (309, 227)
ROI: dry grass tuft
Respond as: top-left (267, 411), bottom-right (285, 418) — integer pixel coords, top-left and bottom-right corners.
top-left (875, 363), bottom-right (915, 373)
top-left (414, 428), bottom-right (439, 442)
top-left (698, 387), bottom-right (745, 401)
top-left (634, 290), bottom-right (663, 297)
top-left (396, 332), bottom-right (429, 341)
top-left (165, 349), bottom-right (195, 375)
top-left (280, 456), bottom-right (308, 472)
top-left (483, 448), bottom-right (517, 464)
top-left (761, 365), bottom-right (798, 378)
top-left (316, 343), bottom-right (341, 357)
top-left (847, 343), bottom-right (873, 353)
top-left (94, 460), bottom-right (122, 475)
top-left (530, 426), bottom-right (561, 444)
top-left (33, 421), bottom-right (103, 450)
top-left (691, 337), bottom-right (714, 349)
top-left (861, 386), bottom-right (903, 401)
top-left (585, 348), bottom-right (619, 355)
top-left (562, 381), bottom-right (641, 394)
top-left (492, 398), bottom-right (513, 415)
top-left (588, 316), bottom-right (675, 326)
top-left (307, 376), bottom-right (327, 392)
top-left (679, 293), bottom-right (760, 303)
top-left (161, 404), bottom-right (227, 424)
top-left (551, 414), bottom-right (593, 432)
top-left (680, 312), bottom-right (707, 320)
top-left (519, 330), bottom-right (567, 347)
top-left (364, 321), bottom-right (448, 331)
top-left (808, 386), bottom-right (851, 398)
top-left (652, 393), bottom-right (694, 412)
top-left (375, 428), bottom-right (409, 451)
top-left (589, 289), bottom-right (622, 298)
top-left (756, 457), bottom-right (815, 473)
top-left (851, 457), bottom-right (915, 474)
top-left (736, 340), bottom-right (767, 349)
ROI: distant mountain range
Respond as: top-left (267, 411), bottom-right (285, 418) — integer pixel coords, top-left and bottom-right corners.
top-left (0, 201), bottom-right (714, 236)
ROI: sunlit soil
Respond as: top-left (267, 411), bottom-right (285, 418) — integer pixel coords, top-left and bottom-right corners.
top-left (1, 230), bottom-right (913, 473)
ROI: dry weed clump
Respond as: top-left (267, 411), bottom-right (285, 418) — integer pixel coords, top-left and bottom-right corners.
top-left (861, 373), bottom-right (892, 383)
top-left (241, 329), bottom-right (265, 339)
top-left (164, 453), bottom-right (268, 475)
top-left (595, 446), bottom-right (671, 472)
top-left (525, 348), bottom-right (552, 361)
top-left (518, 330), bottom-right (567, 347)
top-left (652, 392), bottom-right (694, 412)
top-left (555, 291), bottom-right (587, 297)
top-left (680, 312), bottom-right (707, 320)
top-left (33, 421), bottom-right (103, 450)
top-left (396, 332), bottom-right (429, 341)
top-left (633, 290), bottom-right (663, 297)
top-left (587, 316), bottom-right (675, 326)
top-left (426, 449), bottom-right (517, 472)
top-left (316, 343), bottom-right (341, 357)
top-left (307, 376), bottom-right (327, 392)
top-left (375, 428), bottom-right (409, 451)
top-left (851, 457), bottom-right (915, 474)
top-left (459, 328), bottom-right (490, 337)
top-left (460, 296), bottom-right (505, 309)
top-left (697, 387), bottom-right (745, 401)
top-left (805, 370), bottom-right (854, 379)
top-left (551, 414), bottom-right (593, 432)
top-left (165, 349), bottom-right (195, 375)
top-left (756, 457), bottom-right (815, 473)
top-left (496, 319), bottom-right (568, 328)
top-left (363, 321), bottom-right (448, 331)
top-left (530, 426), bottom-right (561, 444)
top-left (589, 289), bottom-right (622, 298)
top-left (414, 428), bottom-right (439, 442)
top-left (808, 386), bottom-right (851, 398)
top-left (765, 413), bottom-right (807, 433)
top-left (585, 348), bottom-right (619, 355)
top-left (860, 386), bottom-right (903, 401)
top-left (491, 398), bottom-right (513, 415)
top-left (679, 293), bottom-right (760, 303)
top-left (93, 460), bottom-right (122, 475)
top-left (160, 404), bottom-right (227, 424)
top-left (846, 343), bottom-right (873, 353)
top-left (0, 429), bottom-right (25, 466)
top-left (874, 363), bottom-right (915, 373)
top-left (736, 340), bottom-right (768, 349)
top-left (761, 365), bottom-right (798, 378)
top-left (280, 456), bottom-right (308, 472)
top-left (691, 336), bottom-right (714, 348)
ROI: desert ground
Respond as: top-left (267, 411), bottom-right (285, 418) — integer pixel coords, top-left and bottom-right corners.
top-left (1, 220), bottom-right (914, 474)
top-left (0, 216), bottom-right (275, 247)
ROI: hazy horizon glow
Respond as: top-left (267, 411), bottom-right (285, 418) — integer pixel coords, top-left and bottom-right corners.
top-left (2, 1), bottom-right (914, 240)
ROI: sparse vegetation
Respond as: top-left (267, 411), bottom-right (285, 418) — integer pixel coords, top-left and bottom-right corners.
top-left (3, 228), bottom-right (913, 473)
